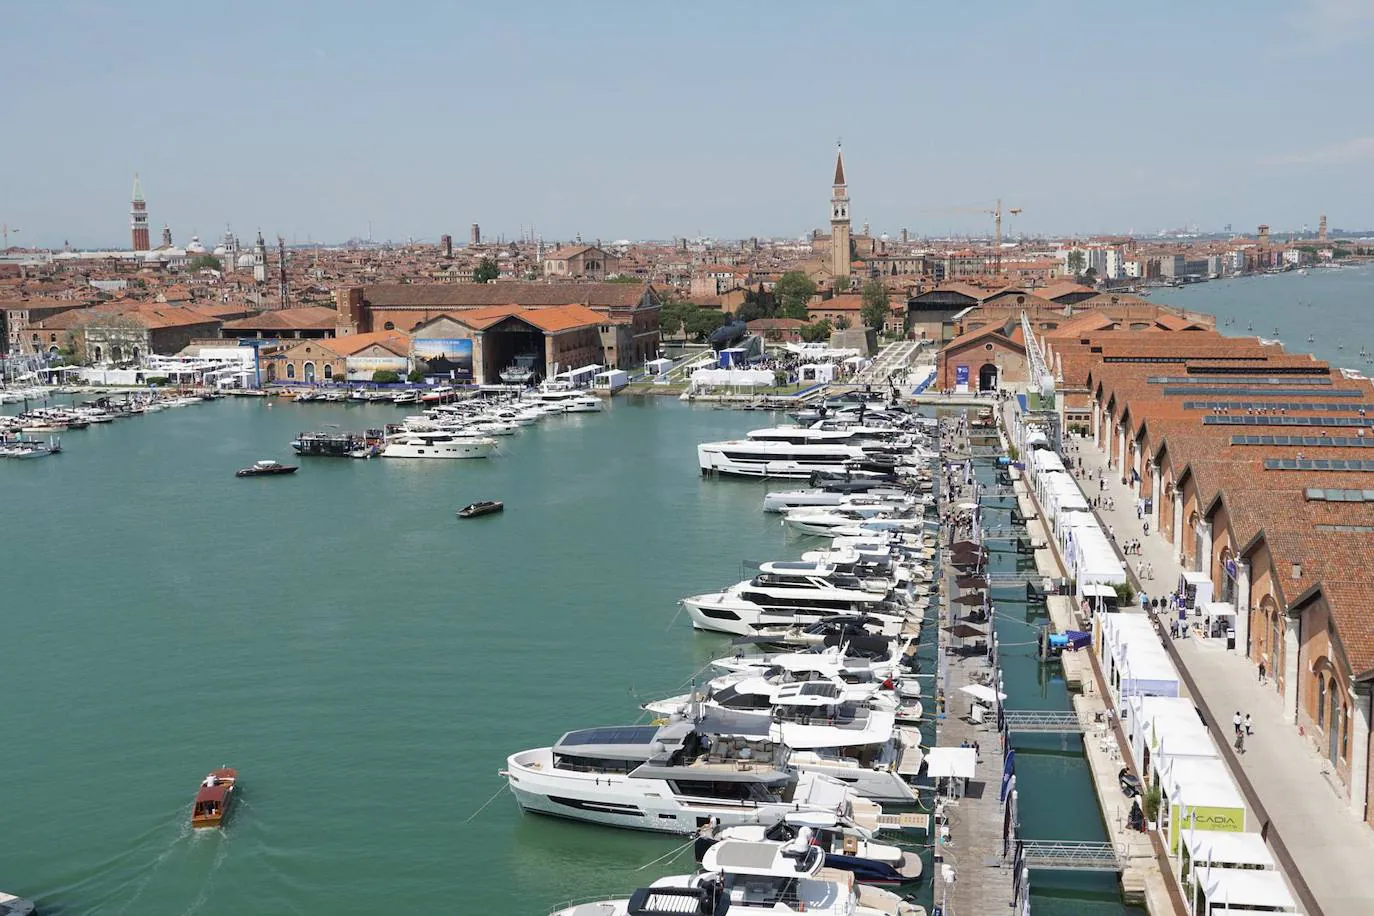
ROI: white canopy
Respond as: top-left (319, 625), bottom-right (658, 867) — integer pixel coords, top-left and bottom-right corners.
top-left (1162, 756), bottom-right (1244, 810)
top-left (690, 368), bottom-right (775, 387)
top-left (1200, 869), bottom-right (1296, 912)
top-left (1181, 830), bottom-right (1274, 869)
top-left (959, 684), bottom-right (1006, 704)
top-left (925, 747), bottom-right (977, 779)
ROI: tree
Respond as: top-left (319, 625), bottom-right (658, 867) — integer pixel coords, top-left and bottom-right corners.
top-left (860, 279), bottom-right (890, 331)
top-left (833, 315), bottom-right (852, 330)
top-left (686, 308), bottom-right (726, 341)
top-left (372, 369), bottom-right (401, 383)
top-left (1066, 249), bottom-right (1086, 277)
top-left (407, 368), bottom-right (426, 382)
top-left (734, 299), bottom-right (769, 323)
top-left (659, 299), bottom-right (690, 339)
top-left (799, 319), bottom-right (832, 343)
top-left (473, 257), bottom-right (499, 283)
top-left (833, 275), bottom-right (852, 293)
top-left (1082, 266), bottom-right (1098, 286)
top-left (774, 271), bottom-right (817, 321)
top-left (189, 254), bottom-right (222, 272)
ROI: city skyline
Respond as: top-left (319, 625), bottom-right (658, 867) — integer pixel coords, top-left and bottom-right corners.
top-left (3, 0), bottom-right (1373, 248)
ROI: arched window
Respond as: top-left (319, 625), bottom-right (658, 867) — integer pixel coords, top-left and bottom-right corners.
top-left (112, 346), bottom-right (123, 364)
top-left (94, 345), bottom-right (103, 362)
top-left (384, 321), bottom-right (395, 330)
top-left (1341, 702), bottom-right (1350, 760)
top-left (323, 364), bottom-right (333, 379)
top-left (1329, 690), bottom-right (1343, 765)
top-left (132, 346), bottom-right (140, 362)
top-left (1269, 607), bottom-right (1283, 682)
top-left (287, 363), bottom-right (296, 379)
top-left (304, 361), bottom-right (316, 384)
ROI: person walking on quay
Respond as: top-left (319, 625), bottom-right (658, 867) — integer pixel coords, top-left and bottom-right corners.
top-left (1143, 519), bottom-right (1150, 536)
top-left (1258, 659), bottom-right (1267, 685)
top-left (1245, 714), bottom-right (1253, 737)
top-left (1233, 711), bottom-right (1243, 738)
top-left (1235, 729), bottom-right (1246, 755)
top-left (1146, 562), bottom-right (1154, 580)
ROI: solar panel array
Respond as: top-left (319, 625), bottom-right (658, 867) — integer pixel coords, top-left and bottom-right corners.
top-left (1163, 387), bottom-right (1362, 397)
top-left (1231, 435), bottom-right (1374, 447)
top-left (560, 726), bottom-right (660, 746)
top-left (1264, 459), bottom-right (1374, 471)
top-left (1187, 401), bottom-right (1373, 412)
top-left (1305, 488), bottom-right (1374, 502)
top-left (1148, 376), bottom-right (1332, 385)
top-left (1204, 416), bottom-right (1374, 428)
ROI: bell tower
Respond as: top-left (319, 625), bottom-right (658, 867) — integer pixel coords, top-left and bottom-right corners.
top-left (829, 145), bottom-right (851, 281)
top-left (130, 174), bottom-right (150, 251)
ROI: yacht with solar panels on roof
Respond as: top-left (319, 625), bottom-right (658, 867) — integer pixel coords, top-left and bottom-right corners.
top-left (503, 711), bottom-right (884, 836)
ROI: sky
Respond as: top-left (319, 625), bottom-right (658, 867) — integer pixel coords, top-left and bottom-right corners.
top-left (3, 0), bottom-right (1373, 248)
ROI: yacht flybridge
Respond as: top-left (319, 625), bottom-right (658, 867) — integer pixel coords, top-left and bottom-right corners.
top-left (505, 713), bottom-right (884, 836)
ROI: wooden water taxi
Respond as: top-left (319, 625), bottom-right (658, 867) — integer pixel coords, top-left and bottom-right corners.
top-left (191, 767), bottom-right (238, 828)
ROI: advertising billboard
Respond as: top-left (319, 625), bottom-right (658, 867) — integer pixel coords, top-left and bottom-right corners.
top-left (347, 355), bottom-right (411, 382)
top-left (413, 338), bottom-right (473, 381)
top-left (955, 365), bottom-right (970, 390)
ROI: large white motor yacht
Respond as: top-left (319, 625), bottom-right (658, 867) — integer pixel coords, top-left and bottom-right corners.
top-left (506, 715), bottom-right (884, 836)
top-left (697, 440), bottom-right (872, 478)
top-left (380, 431), bottom-right (497, 459)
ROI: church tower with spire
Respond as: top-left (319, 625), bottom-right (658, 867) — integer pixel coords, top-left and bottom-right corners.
top-left (130, 174), bottom-right (150, 251)
top-left (829, 146), bottom-right (851, 281)
top-left (252, 230), bottom-right (268, 283)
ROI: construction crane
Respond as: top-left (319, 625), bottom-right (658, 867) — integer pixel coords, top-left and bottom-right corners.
top-left (1, 223), bottom-right (17, 249)
top-left (905, 201), bottom-right (1021, 275)
top-left (991, 200), bottom-right (1022, 276)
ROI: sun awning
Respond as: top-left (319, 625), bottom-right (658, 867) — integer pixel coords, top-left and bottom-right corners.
top-left (944, 624), bottom-right (987, 639)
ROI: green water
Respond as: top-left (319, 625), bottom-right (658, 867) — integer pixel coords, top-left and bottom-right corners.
top-left (1, 397), bottom-right (1129, 914)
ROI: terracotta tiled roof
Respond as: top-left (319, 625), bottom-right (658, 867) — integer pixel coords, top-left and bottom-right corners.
top-left (360, 282), bottom-right (650, 310)
top-left (221, 306), bottom-right (341, 331)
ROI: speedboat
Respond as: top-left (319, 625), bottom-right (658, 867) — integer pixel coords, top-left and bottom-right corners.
top-left (236, 459), bottom-right (298, 477)
top-left (548, 836), bottom-right (925, 916)
top-left (697, 440), bottom-right (872, 479)
top-left (458, 500), bottom-right (504, 518)
top-left (191, 768), bottom-right (237, 828)
top-left (697, 812), bottom-right (924, 885)
top-left (763, 484), bottom-right (910, 513)
top-left (0, 890), bottom-right (36, 915)
top-left (504, 713), bottom-right (884, 836)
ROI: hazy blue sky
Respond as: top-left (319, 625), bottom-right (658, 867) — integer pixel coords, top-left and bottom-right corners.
top-left (4, 0), bottom-right (1372, 248)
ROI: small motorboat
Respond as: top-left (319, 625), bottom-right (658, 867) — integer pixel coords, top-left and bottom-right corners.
top-left (191, 767), bottom-right (238, 828)
top-left (457, 500), bottom-right (504, 518)
top-left (0, 890), bottom-right (35, 915)
top-left (236, 459), bottom-right (299, 478)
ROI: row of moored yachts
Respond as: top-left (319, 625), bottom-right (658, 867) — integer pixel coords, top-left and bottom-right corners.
top-left (374, 389), bottom-right (602, 458)
top-left (514, 402), bottom-right (938, 916)
top-left (1, 393), bottom-right (212, 458)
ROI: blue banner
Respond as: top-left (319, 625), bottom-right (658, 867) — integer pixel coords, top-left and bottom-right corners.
top-left (955, 365), bottom-right (970, 387)
top-left (999, 749), bottom-right (1016, 802)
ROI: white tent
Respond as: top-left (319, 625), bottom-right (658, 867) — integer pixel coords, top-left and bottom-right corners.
top-left (1159, 756), bottom-right (1246, 854)
top-left (1198, 868), bottom-right (1296, 914)
top-left (646, 357), bottom-right (673, 376)
top-left (925, 747), bottom-right (977, 779)
top-left (1125, 695), bottom-right (1209, 774)
top-left (799, 363), bottom-right (836, 384)
top-left (1200, 601), bottom-right (1236, 640)
top-left (1181, 829), bottom-right (1274, 871)
top-left (1099, 613), bottom-right (1180, 702)
top-left (690, 367), bottom-right (775, 388)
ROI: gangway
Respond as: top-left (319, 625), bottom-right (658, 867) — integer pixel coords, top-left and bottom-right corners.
top-left (1017, 840), bottom-right (1122, 872)
top-left (1002, 710), bottom-right (1087, 734)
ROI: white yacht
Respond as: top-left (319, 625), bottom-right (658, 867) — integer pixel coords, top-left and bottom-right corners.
top-left (549, 836), bottom-right (925, 916)
top-left (697, 440), bottom-right (872, 478)
top-left (782, 506), bottom-right (917, 536)
top-left (499, 353), bottom-right (540, 385)
top-left (683, 561), bottom-right (912, 636)
top-left (505, 715), bottom-right (884, 836)
top-left (701, 812), bottom-right (924, 886)
top-left (525, 387), bottom-right (603, 413)
top-left (763, 486), bottom-right (911, 513)
top-left (645, 681), bottom-right (923, 801)
top-left (380, 431), bottom-right (497, 459)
